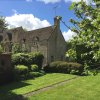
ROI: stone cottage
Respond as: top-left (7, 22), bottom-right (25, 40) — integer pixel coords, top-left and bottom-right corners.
top-left (0, 16), bottom-right (66, 64)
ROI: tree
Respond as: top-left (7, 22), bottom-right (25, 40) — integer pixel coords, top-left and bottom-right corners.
top-left (0, 16), bottom-right (8, 32)
top-left (67, 0), bottom-right (100, 67)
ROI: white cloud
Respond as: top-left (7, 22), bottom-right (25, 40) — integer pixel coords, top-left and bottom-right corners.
top-left (5, 13), bottom-right (51, 31)
top-left (12, 9), bottom-right (18, 14)
top-left (64, 0), bottom-right (93, 5)
top-left (62, 30), bottom-right (76, 41)
top-left (64, 0), bottom-right (81, 2)
top-left (36, 0), bottom-right (92, 4)
top-left (36, 0), bottom-right (61, 4)
top-left (26, 0), bottom-right (32, 2)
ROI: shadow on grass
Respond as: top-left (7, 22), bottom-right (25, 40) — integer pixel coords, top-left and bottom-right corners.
top-left (0, 81), bottom-right (30, 100)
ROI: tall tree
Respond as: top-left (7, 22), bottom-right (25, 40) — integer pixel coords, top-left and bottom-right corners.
top-left (0, 16), bottom-right (8, 32)
top-left (67, 0), bottom-right (100, 66)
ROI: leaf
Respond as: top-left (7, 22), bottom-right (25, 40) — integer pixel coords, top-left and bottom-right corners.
top-left (69, 2), bottom-right (76, 10)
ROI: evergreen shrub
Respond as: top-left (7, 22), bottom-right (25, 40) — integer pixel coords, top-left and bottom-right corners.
top-left (31, 64), bottom-right (39, 72)
top-left (44, 61), bottom-right (83, 75)
top-left (14, 65), bottom-right (29, 81)
top-left (11, 52), bottom-right (44, 69)
top-left (28, 72), bottom-right (44, 78)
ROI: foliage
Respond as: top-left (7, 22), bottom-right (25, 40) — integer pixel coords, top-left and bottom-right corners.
top-left (66, 41), bottom-right (73, 51)
top-left (14, 65), bottom-right (28, 80)
top-left (44, 61), bottom-right (83, 75)
top-left (68, 0), bottom-right (100, 67)
top-left (11, 53), bottom-right (32, 66)
top-left (31, 64), bottom-right (39, 72)
top-left (14, 65), bottom-right (28, 75)
top-left (11, 52), bottom-right (44, 70)
top-left (12, 43), bottom-right (22, 53)
top-left (0, 44), bottom-right (3, 54)
top-left (28, 72), bottom-right (44, 78)
top-left (29, 52), bottom-right (44, 69)
top-left (0, 16), bottom-right (8, 32)
top-left (66, 49), bottom-right (77, 62)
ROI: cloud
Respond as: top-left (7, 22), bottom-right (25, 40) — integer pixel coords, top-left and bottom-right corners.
top-left (5, 13), bottom-right (51, 31)
top-left (26, 0), bottom-right (32, 2)
top-left (36, 0), bottom-right (93, 5)
top-left (36, 0), bottom-right (61, 4)
top-left (62, 30), bottom-right (76, 41)
top-left (64, 0), bottom-right (93, 5)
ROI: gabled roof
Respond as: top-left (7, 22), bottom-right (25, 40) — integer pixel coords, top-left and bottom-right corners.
top-left (6, 25), bottom-right (56, 41)
top-left (26, 26), bottom-right (54, 41)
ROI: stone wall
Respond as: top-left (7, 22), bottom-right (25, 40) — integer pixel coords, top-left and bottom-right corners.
top-left (0, 54), bottom-right (13, 85)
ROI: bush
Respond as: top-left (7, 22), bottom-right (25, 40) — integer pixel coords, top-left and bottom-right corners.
top-left (11, 53), bottom-right (32, 66)
top-left (12, 43), bottom-right (22, 53)
top-left (29, 52), bottom-right (44, 69)
top-left (44, 61), bottom-right (83, 75)
top-left (14, 65), bottom-right (29, 81)
top-left (31, 64), bottom-right (38, 72)
top-left (11, 52), bottom-right (44, 70)
top-left (28, 72), bottom-right (44, 78)
top-left (14, 65), bottom-right (28, 75)
top-left (0, 44), bottom-right (3, 54)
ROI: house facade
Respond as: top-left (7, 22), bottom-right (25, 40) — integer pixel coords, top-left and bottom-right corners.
top-left (0, 16), bottom-right (66, 64)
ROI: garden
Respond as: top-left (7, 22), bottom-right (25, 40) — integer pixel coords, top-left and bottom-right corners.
top-left (0, 0), bottom-right (100, 100)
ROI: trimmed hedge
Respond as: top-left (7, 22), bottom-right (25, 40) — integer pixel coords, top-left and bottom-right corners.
top-left (14, 65), bottom-right (29, 81)
top-left (29, 52), bottom-right (44, 69)
top-left (28, 72), bottom-right (44, 78)
top-left (11, 52), bottom-right (44, 69)
top-left (11, 53), bottom-right (32, 66)
top-left (14, 65), bottom-right (28, 75)
top-left (44, 61), bottom-right (84, 75)
top-left (31, 64), bottom-right (39, 72)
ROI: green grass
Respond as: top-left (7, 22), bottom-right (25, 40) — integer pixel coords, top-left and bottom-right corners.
top-left (29, 73), bottom-right (100, 100)
top-left (0, 73), bottom-right (75, 100)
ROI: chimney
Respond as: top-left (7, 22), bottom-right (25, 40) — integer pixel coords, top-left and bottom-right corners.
top-left (54, 16), bottom-right (62, 29)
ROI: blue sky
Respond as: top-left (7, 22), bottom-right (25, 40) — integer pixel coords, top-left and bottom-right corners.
top-left (0, 0), bottom-right (91, 41)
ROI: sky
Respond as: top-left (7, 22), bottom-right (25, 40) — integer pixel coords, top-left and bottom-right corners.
top-left (0, 0), bottom-right (92, 41)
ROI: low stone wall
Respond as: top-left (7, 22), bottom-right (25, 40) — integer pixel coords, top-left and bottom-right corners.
top-left (0, 54), bottom-right (13, 85)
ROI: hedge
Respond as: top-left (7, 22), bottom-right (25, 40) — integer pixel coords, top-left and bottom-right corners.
top-left (31, 64), bottom-right (39, 72)
top-left (29, 52), bottom-right (44, 69)
top-left (44, 61), bottom-right (84, 75)
top-left (14, 65), bottom-right (29, 80)
top-left (11, 52), bottom-right (44, 69)
top-left (28, 72), bottom-right (44, 78)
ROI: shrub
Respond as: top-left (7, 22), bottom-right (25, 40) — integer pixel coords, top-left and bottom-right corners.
top-left (29, 52), bottom-right (44, 69)
top-left (0, 44), bottom-right (3, 54)
top-left (31, 64), bottom-right (38, 72)
top-left (66, 49), bottom-right (77, 62)
top-left (11, 52), bottom-right (44, 70)
top-left (28, 72), bottom-right (44, 78)
top-left (11, 53), bottom-right (32, 66)
top-left (12, 43), bottom-right (22, 53)
top-left (14, 65), bottom-right (28, 75)
top-left (44, 61), bottom-right (83, 75)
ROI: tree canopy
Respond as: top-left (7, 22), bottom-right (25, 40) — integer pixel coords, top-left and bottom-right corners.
top-left (67, 0), bottom-right (100, 67)
top-left (0, 16), bottom-right (8, 32)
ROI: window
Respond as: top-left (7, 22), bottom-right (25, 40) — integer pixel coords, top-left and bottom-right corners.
top-left (51, 56), bottom-right (54, 62)
top-left (23, 38), bottom-right (26, 43)
top-left (7, 33), bottom-right (12, 41)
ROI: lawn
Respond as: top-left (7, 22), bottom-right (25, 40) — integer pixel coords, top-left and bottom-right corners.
top-left (29, 73), bottom-right (100, 100)
top-left (0, 73), bottom-right (75, 100)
